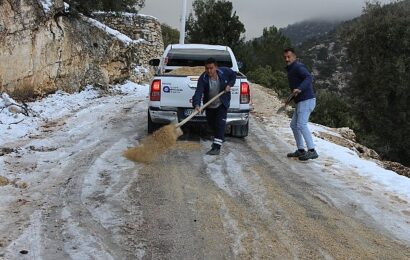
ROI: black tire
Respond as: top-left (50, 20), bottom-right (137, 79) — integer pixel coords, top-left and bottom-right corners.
top-left (147, 112), bottom-right (162, 134)
top-left (231, 122), bottom-right (249, 138)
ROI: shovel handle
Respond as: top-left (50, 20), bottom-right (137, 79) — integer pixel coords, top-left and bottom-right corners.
top-left (276, 93), bottom-right (296, 114)
top-left (175, 91), bottom-right (225, 128)
top-left (285, 92), bottom-right (296, 105)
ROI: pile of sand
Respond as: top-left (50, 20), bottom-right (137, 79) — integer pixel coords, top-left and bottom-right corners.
top-left (124, 124), bottom-right (183, 163)
top-left (165, 66), bottom-right (204, 76)
top-left (0, 176), bottom-right (10, 186)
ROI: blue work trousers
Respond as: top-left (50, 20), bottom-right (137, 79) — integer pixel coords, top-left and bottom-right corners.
top-left (206, 105), bottom-right (227, 149)
top-left (290, 98), bottom-right (316, 150)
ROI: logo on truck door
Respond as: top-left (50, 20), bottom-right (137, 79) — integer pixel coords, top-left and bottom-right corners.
top-left (163, 85), bottom-right (183, 94)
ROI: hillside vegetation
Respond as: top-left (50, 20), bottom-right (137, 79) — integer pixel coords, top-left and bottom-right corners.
top-left (280, 19), bottom-right (342, 46)
top-left (296, 1), bottom-right (410, 166)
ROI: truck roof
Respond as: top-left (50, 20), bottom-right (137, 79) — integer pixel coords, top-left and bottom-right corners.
top-left (166, 44), bottom-right (231, 51)
top-left (163, 44), bottom-right (239, 71)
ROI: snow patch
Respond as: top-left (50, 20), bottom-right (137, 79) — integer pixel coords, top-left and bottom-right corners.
top-left (4, 210), bottom-right (42, 259)
top-left (61, 207), bottom-right (115, 260)
top-left (82, 16), bottom-right (148, 45)
top-left (81, 138), bottom-right (141, 229)
top-left (40, 0), bottom-right (52, 13)
top-left (224, 152), bottom-right (272, 219)
top-left (204, 155), bottom-right (235, 197)
top-left (64, 2), bottom-right (70, 12)
top-left (0, 83), bottom-right (149, 146)
top-left (219, 196), bottom-right (246, 257)
top-left (312, 131), bottom-right (410, 202)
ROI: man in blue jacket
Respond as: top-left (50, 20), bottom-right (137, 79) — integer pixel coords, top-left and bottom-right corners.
top-left (192, 58), bottom-right (236, 155)
top-left (284, 48), bottom-right (319, 160)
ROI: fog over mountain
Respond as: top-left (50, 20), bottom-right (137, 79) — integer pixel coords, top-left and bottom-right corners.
top-left (141, 0), bottom-right (394, 39)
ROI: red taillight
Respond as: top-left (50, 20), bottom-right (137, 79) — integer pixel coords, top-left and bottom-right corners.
top-left (150, 79), bottom-right (161, 101)
top-left (240, 82), bottom-right (250, 104)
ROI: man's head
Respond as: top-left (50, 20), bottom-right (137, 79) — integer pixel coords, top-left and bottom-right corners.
top-left (283, 48), bottom-right (297, 65)
top-left (205, 58), bottom-right (218, 78)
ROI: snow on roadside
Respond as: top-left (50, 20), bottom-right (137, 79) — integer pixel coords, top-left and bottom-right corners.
top-left (61, 207), bottom-right (115, 260)
top-left (276, 123), bottom-right (410, 202)
top-left (0, 81), bottom-right (148, 146)
top-left (39, 0), bottom-right (53, 13)
top-left (3, 210), bottom-right (42, 259)
top-left (64, 2), bottom-right (70, 12)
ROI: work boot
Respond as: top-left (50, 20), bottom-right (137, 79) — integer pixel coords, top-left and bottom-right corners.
top-left (299, 150), bottom-right (319, 161)
top-left (206, 147), bottom-right (220, 155)
top-left (287, 149), bottom-right (306, 158)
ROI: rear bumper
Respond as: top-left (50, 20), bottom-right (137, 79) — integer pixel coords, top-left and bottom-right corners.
top-left (149, 107), bottom-right (178, 124)
top-left (149, 107), bottom-right (249, 125)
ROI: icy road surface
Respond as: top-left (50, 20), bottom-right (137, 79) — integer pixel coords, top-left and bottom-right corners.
top-left (0, 82), bottom-right (409, 259)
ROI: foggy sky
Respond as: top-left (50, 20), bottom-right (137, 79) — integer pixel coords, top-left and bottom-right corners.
top-left (141, 0), bottom-right (394, 39)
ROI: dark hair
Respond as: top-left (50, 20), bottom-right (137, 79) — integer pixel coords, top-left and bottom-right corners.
top-left (283, 47), bottom-right (296, 54)
top-left (205, 57), bottom-right (218, 65)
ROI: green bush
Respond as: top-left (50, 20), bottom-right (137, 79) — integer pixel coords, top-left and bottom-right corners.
top-left (310, 90), bottom-right (357, 129)
top-left (342, 1), bottom-right (410, 165)
top-left (247, 66), bottom-right (288, 98)
top-left (66, 0), bottom-right (145, 15)
top-left (161, 24), bottom-right (179, 48)
top-left (235, 26), bottom-right (291, 74)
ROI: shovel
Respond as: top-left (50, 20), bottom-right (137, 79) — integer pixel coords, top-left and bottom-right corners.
top-left (175, 90), bottom-right (226, 128)
top-left (276, 93), bottom-right (296, 114)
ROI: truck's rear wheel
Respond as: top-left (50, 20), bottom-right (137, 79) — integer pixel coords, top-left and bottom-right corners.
top-left (231, 122), bottom-right (249, 138)
top-left (148, 112), bottom-right (162, 134)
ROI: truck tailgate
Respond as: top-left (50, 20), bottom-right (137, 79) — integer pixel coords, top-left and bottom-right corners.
top-left (160, 76), bottom-right (197, 107)
top-left (229, 80), bottom-right (241, 109)
top-left (158, 76), bottom-right (242, 109)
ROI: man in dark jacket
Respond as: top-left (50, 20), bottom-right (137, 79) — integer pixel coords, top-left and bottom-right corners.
top-left (284, 48), bottom-right (318, 161)
top-left (192, 58), bottom-right (236, 155)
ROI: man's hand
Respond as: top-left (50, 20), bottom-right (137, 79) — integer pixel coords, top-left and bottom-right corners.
top-left (225, 85), bottom-right (231, 93)
top-left (292, 88), bottom-right (301, 96)
top-left (194, 106), bottom-right (200, 113)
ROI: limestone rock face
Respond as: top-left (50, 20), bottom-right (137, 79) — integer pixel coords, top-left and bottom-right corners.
top-left (91, 12), bottom-right (164, 82)
top-left (0, 0), bottom-right (162, 96)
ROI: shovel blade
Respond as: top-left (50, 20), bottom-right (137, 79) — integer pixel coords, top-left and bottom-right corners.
top-left (175, 126), bottom-right (183, 137)
top-left (276, 106), bottom-right (286, 114)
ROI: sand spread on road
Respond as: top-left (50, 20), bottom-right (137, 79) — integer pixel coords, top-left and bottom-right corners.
top-left (123, 124), bottom-right (183, 163)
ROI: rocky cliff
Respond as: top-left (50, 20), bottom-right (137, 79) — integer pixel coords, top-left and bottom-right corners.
top-left (0, 0), bottom-right (163, 98)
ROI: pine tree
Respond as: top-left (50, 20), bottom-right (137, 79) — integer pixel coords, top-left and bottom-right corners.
top-left (238, 26), bottom-right (290, 73)
top-left (161, 24), bottom-right (179, 48)
top-left (343, 1), bottom-right (410, 165)
top-left (186, 0), bottom-right (245, 48)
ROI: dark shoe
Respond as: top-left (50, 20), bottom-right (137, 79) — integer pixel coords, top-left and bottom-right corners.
top-left (287, 150), bottom-right (306, 158)
top-left (299, 150), bottom-right (319, 161)
top-left (206, 148), bottom-right (220, 155)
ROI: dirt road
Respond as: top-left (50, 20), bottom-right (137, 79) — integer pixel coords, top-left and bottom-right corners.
top-left (0, 85), bottom-right (409, 259)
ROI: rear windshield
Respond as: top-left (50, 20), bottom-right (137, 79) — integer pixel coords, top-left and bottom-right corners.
top-left (166, 48), bottom-right (233, 67)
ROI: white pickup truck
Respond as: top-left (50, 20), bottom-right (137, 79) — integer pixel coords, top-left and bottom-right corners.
top-left (147, 44), bottom-right (251, 137)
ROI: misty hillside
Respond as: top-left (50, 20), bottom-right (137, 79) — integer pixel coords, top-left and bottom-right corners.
top-left (295, 0), bottom-right (410, 167)
top-left (280, 19), bottom-right (343, 46)
top-left (297, 25), bottom-right (349, 93)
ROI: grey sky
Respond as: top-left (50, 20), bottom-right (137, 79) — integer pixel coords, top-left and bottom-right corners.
top-left (141, 0), bottom-right (394, 39)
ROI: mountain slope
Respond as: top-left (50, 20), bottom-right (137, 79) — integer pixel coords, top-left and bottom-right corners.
top-left (280, 19), bottom-right (343, 46)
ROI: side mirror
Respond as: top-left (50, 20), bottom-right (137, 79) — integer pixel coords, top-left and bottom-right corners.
top-left (237, 61), bottom-right (243, 70)
top-left (149, 59), bottom-right (160, 66)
